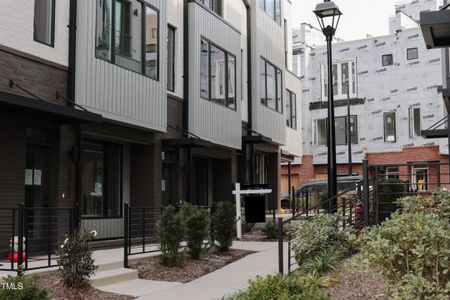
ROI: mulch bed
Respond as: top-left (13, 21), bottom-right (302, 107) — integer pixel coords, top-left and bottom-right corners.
top-left (129, 249), bottom-right (253, 283)
top-left (238, 229), bottom-right (276, 242)
top-left (35, 271), bottom-right (134, 300)
top-left (322, 255), bottom-right (389, 300)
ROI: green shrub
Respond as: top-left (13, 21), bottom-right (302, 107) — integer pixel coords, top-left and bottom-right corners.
top-left (304, 250), bottom-right (342, 274)
top-left (212, 201), bottom-right (235, 251)
top-left (181, 203), bottom-right (209, 259)
top-left (386, 274), bottom-right (450, 300)
top-left (0, 275), bottom-right (49, 300)
top-left (261, 219), bottom-right (278, 239)
top-left (57, 230), bottom-right (97, 288)
top-left (227, 273), bottom-right (330, 300)
top-left (377, 178), bottom-right (406, 203)
top-left (242, 220), bottom-right (255, 234)
top-left (289, 214), bottom-right (356, 268)
top-left (157, 206), bottom-right (186, 267)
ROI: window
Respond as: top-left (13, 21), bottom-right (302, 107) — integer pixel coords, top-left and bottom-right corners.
top-left (286, 89), bottom-right (297, 129)
top-left (349, 115), bottom-right (358, 144)
top-left (412, 167), bottom-right (428, 191)
top-left (82, 141), bottom-right (122, 218)
top-left (259, 0), bottom-right (281, 24)
top-left (407, 47), bottom-right (418, 60)
top-left (386, 167), bottom-right (399, 179)
top-left (335, 117), bottom-right (347, 145)
top-left (34, 0), bottom-right (55, 46)
top-left (260, 57), bottom-right (283, 113)
top-left (409, 107), bottom-right (421, 137)
top-left (95, 0), bottom-right (159, 79)
top-left (200, 39), bottom-right (236, 110)
top-left (382, 54), bottom-right (393, 66)
top-left (322, 60), bottom-right (356, 100)
top-left (200, 0), bottom-right (222, 16)
top-left (384, 112), bottom-right (396, 142)
top-left (167, 25), bottom-right (175, 91)
top-left (314, 119), bottom-right (327, 146)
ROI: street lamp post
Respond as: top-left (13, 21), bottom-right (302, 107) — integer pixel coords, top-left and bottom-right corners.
top-left (347, 82), bottom-right (352, 176)
top-left (314, 0), bottom-right (342, 212)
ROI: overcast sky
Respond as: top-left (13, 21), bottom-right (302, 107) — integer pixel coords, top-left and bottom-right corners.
top-left (291, 0), bottom-right (400, 41)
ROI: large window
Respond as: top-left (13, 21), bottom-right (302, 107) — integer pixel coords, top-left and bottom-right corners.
top-left (95, 0), bottom-right (159, 79)
top-left (384, 112), bottom-right (396, 142)
top-left (34, 0), bottom-right (55, 46)
top-left (200, 39), bottom-right (236, 110)
top-left (260, 57), bottom-right (283, 113)
top-left (322, 60), bottom-right (356, 100)
top-left (286, 89), bottom-right (297, 129)
top-left (259, 0), bottom-right (281, 24)
top-left (82, 141), bottom-right (122, 219)
top-left (409, 107), bottom-right (421, 137)
top-left (314, 116), bottom-right (358, 146)
top-left (167, 25), bottom-right (175, 92)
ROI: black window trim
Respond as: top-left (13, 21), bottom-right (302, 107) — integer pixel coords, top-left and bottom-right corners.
top-left (382, 54), bottom-right (393, 66)
top-left (259, 0), bottom-right (282, 26)
top-left (406, 47), bottom-right (419, 61)
top-left (286, 88), bottom-right (297, 130)
top-left (260, 56), bottom-right (283, 114)
top-left (33, 0), bottom-right (56, 47)
top-left (384, 112), bottom-right (397, 143)
top-left (199, 36), bottom-right (237, 111)
top-left (94, 0), bottom-right (160, 81)
top-left (167, 24), bottom-right (176, 92)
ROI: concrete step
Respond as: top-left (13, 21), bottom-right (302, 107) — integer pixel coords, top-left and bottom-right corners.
top-left (89, 268), bottom-right (139, 288)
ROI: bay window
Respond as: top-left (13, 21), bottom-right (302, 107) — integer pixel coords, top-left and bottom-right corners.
top-left (260, 57), bottom-right (283, 113)
top-left (200, 39), bottom-right (236, 110)
top-left (95, 0), bottom-right (159, 80)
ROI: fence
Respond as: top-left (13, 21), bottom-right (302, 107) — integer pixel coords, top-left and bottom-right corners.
top-left (0, 204), bottom-right (75, 275)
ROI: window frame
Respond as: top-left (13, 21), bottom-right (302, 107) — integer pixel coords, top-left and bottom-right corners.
top-left (33, 0), bottom-right (56, 47)
top-left (286, 89), bottom-right (297, 130)
top-left (407, 47), bottom-right (419, 61)
top-left (259, 0), bottom-right (282, 25)
top-left (409, 107), bottom-right (421, 138)
top-left (321, 59), bottom-right (357, 101)
top-left (260, 56), bottom-right (283, 114)
top-left (167, 24), bottom-right (176, 92)
top-left (314, 118), bottom-right (327, 146)
top-left (94, 0), bottom-right (160, 81)
top-left (199, 37), bottom-right (237, 111)
top-left (382, 54), bottom-right (393, 66)
top-left (384, 112), bottom-right (397, 142)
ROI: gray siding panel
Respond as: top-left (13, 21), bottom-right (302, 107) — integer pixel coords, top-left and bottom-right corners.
top-left (188, 3), bottom-right (242, 149)
top-left (75, 0), bottom-right (167, 132)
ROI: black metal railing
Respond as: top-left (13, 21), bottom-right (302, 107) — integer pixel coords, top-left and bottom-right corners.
top-left (0, 204), bottom-right (75, 275)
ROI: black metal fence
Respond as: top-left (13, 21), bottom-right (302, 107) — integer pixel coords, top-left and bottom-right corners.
top-left (0, 204), bottom-right (75, 275)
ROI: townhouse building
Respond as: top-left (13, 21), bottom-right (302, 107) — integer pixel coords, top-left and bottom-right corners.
top-left (0, 0), bottom-right (302, 248)
top-left (290, 0), bottom-right (448, 190)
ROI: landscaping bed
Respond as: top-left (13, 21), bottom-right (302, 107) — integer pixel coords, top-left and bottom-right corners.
top-left (35, 271), bottom-right (134, 300)
top-left (130, 249), bottom-right (253, 283)
top-left (238, 228), bottom-right (276, 242)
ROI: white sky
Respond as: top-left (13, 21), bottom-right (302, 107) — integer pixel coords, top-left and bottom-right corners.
top-left (291, 0), bottom-right (400, 41)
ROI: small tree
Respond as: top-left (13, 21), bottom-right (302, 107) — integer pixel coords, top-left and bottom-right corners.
top-left (181, 203), bottom-right (209, 259)
top-left (212, 201), bottom-right (235, 251)
top-left (57, 230), bottom-right (97, 288)
top-left (157, 206), bottom-right (186, 267)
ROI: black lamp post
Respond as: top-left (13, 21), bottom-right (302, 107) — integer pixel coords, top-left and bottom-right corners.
top-left (314, 0), bottom-right (342, 212)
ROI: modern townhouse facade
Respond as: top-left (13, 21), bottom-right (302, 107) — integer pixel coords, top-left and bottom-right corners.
top-left (0, 0), bottom-right (302, 250)
top-left (289, 0), bottom-right (448, 190)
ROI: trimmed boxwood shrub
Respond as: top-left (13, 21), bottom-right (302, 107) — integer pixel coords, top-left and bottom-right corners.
top-left (157, 205), bottom-right (186, 267)
top-left (181, 203), bottom-right (209, 259)
top-left (212, 201), bottom-right (235, 251)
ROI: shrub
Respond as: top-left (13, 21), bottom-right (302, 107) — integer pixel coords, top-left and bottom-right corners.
top-left (261, 219), bottom-right (278, 239)
top-left (157, 205), bottom-right (186, 267)
top-left (304, 250), bottom-right (342, 274)
top-left (181, 203), bottom-right (209, 259)
top-left (289, 214), bottom-right (356, 268)
top-left (0, 275), bottom-right (49, 300)
top-left (212, 201), bottom-right (235, 251)
top-left (227, 273), bottom-right (331, 300)
top-left (377, 178), bottom-right (406, 203)
top-left (387, 274), bottom-right (450, 300)
top-left (57, 230), bottom-right (97, 288)
top-left (241, 220), bottom-right (255, 234)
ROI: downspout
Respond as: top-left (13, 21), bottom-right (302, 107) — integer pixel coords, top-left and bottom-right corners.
top-left (68, 0), bottom-right (82, 228)
top-left (183, 0), bottom-right (191, 202)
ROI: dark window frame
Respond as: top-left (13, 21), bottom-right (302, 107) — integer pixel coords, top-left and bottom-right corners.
top-left (384, 112), bottom-right (397, 142)
top-left (407, 47), bottom-right (419, 61)
top-left (382, 54), bottom-right (393, 66)
top-left (33, 0), bottom-right (56, 47)
top-left (167, 24), bottom-right (176, 92)
top-left (94, 0), bottom-right (160, 81)
top-left (260, 56), bottom-right (283, 114)
top-left (199, 37), bottom-right (237, 111)
top-left (259, 0), bottom-right (282, 25)
top-left (286, 89), bottom-right (297, 130)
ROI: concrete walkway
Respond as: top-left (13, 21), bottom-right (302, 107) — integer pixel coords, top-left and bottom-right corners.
top-left (98, 241), bottom-right (287, 300)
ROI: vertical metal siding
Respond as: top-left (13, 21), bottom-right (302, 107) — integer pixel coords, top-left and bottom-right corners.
top-left (188, 3), bottom-right (242, 149)
top-left (283, 71), bottom-right (303, 157)
top-left (250, 0), bottom-right (286, 145)
top-left (75, 0), bottom-right (167, 132)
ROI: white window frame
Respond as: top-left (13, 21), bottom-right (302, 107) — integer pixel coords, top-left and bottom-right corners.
top-left (411, 167), bottom-right (428, 191)
top-left (321, 59), bottom-right (357, 101)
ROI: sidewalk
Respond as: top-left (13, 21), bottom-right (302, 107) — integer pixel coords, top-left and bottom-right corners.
top-left (98, 241), bottom-right (287, 300)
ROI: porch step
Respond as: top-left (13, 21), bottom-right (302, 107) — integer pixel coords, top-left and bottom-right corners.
top-left (89, 268), bottom-right (138, 288)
